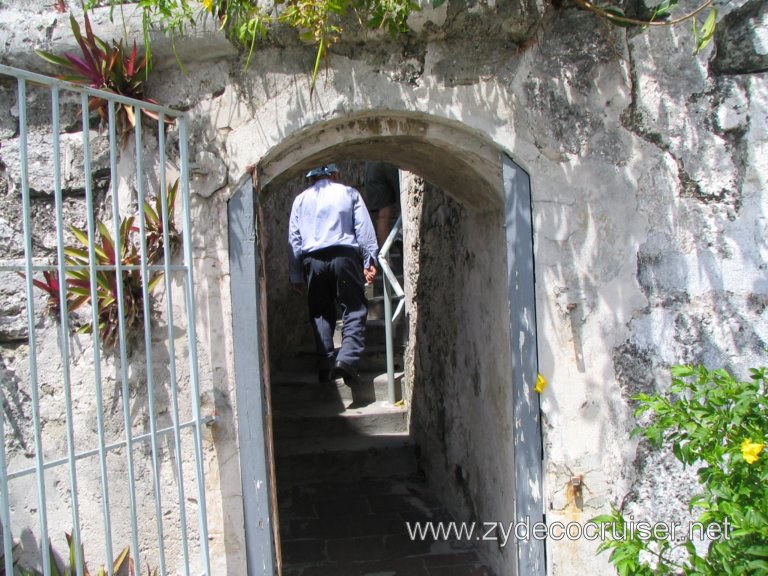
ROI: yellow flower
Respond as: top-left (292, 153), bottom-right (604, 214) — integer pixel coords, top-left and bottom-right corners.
top-left (741, 439), bottom-right (765, 464)
top-left (535, 373), bottom-right (548, 394)
top-left (202, 0), bottom-right (214, 13)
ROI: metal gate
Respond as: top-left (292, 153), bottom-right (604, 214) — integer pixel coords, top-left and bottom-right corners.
top-left (0, 64), bottom-right (211, 575)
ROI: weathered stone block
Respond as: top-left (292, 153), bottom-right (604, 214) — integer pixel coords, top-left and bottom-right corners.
top-left (1, 129), bottom-right (110, 195)
top-left (714, 0), bottom-right (768, 75)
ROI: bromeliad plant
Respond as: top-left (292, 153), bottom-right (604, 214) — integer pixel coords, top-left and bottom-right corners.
top-left (11, 533), bottom-right (160, 576)
top-left (592, 364), bottom-right (768, 576)
top-left (35, 10), bottom-right (158, 134)
top-left (51, 533), bottom-right (160, 576)
top-left (31, 180), bottom-right (180, 350)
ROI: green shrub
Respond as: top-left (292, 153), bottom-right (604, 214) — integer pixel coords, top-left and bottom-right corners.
top-left (593, 364), bottom-right (768, 575)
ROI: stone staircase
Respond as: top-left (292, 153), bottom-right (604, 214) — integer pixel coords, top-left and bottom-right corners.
top-left (271, 241), bottom-right (412, 488)
top-left (270, 240), bottom-right (497, 575)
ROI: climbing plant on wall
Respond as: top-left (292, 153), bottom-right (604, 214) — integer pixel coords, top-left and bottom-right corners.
top-left (81, 0), bottom-right (718, 95)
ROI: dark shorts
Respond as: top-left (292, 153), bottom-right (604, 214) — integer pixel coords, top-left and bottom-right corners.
top-left (365, 162), bottom-right (400, 212)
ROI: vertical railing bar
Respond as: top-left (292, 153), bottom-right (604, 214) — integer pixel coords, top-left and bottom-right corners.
top-left (135, 105), bottom-right (168, 576)
top-left (18, 78), bottom-right (53, 576)
top-left (53, 87), bottom-right (83, 573)
top-left (378, 216), bottom-right (403, 404)
top-left (158, 112), bottom-right (192, 575)
top-left (383, 273), bottom-right (395, 404)
top-left (56, 91), bottom-right (94, 576)
top-left (0, 388), bottom-right (13, 575)
top-left (179, 116), bottom-right (211, 575)
top-left (80, 91), bottom-right (115, 571)
top-left (109, 100), bottom-right (142, 573)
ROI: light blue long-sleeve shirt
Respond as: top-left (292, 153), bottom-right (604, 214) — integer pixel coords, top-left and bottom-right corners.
top-left (288, 178), bottom-right (379, 284)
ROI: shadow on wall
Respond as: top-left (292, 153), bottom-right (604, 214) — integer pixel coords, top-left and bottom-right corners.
top-left (404, 177), bottom-right (517, 575)
top-left (527, 6), bottom-right (768, 531)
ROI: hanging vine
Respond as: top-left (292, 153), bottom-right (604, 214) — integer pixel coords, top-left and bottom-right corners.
top-left (78, 0), bottom-right (718, 95)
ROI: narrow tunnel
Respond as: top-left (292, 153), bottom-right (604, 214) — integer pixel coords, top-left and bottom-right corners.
top-left (229, 111), bottom-right (543, 576)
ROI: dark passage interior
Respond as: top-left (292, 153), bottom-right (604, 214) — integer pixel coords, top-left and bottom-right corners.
top-left (263, 161), bottom-right (498, 576)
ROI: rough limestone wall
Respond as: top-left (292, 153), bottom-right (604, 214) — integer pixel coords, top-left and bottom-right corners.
top-left (528, 2), bottom-right (768, 573)
top-left (601, 0), bottom-right (768, 564)
top-left (403, 178), bottom-right (516, 575)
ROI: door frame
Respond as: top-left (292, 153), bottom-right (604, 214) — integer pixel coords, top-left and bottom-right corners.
top-left (228, 173), bottom-right (280, 575)
top-left (503, 154), bottom-right (545, 576)
top-left (228, 154), bottom-right (544, 576)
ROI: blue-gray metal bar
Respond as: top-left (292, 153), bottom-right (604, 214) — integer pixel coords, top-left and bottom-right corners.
top-left (0, 390), bottom-right (12, 575)
top-left (179, 115), bottom-right (212, 576)
top-left (79, 90), bottom-right (108, 576)
top-left (377, 216), bottom-right (405, 404)
top-left (108, 99), bottom-right (143, 573)
top-left (50, 86), bottom-right (74, 572)
top-left (158, 112), bottom-right (192, 576)
top-left (134, 107), bottom-right (168, 576)
top-left (6, 418), bottom-right (212, 482)
top-left (0, 264), bottom-right (190, 273)
top-left (502, 154), bottom-right (545, 576)
top-left (228, 174), bottom-right (277, 576)
top-left (0, 64), bottom-right (184, 118)
top-left (18, 77), bottom-right (54, 576)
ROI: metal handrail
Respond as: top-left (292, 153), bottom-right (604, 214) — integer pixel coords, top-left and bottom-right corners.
top-left (378, 216), bottom-right (405, 404)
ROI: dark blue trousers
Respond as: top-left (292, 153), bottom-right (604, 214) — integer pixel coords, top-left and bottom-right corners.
top-left (303, 247), bottom-right (368, 370)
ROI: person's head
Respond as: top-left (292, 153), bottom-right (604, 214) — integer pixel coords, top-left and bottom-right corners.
top-left (305, 163), bottom-right (339, 183)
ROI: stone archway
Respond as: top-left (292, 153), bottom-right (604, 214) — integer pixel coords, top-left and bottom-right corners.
top-left (258, 111), bottom-right (504, 210)
top-left (229, 110), bottom-right (542, 576)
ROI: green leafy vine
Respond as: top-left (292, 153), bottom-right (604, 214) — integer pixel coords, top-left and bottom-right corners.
top-left (592, 365), bottom-right (768, 575)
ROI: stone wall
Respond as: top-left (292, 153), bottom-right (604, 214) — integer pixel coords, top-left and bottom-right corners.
top-left (403, 177), bottom-right (517, 574)
top-left (1, 0), bottom-right (767, 573)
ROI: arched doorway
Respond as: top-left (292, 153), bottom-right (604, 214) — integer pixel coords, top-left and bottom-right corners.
top-left (228, 111), bottom-right (542, 576)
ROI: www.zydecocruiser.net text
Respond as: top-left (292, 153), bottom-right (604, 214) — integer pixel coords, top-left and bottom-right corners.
top-left (405, 517), bottom-right (733, 549)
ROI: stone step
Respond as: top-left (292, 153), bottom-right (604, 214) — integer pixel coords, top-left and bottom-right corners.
top-left (272, 370), bottom-right (404, 404)
top-left (367, 294), bottom-right (396, 321)
top-left (271, 372), bottom-right (406, 439)
top-left (282, 345), bottom-right (405, 374)
top-left (273, 398), bottom-right (407, 440)
top-left (273, 406), bottom-right (408, 440)
top-left (274, 433), bottom-right (418, 486)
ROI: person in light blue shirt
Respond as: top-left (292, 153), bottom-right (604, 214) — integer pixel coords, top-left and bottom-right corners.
top-left (288, 163), bottom-right (378, 385)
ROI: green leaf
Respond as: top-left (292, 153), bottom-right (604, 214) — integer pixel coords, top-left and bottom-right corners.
top-left (432, 0), bottom-right (446, 7)
top-left (671, 365), bottom-right (696, 378)
top-left (649, 0), bottom-right (678, 20)
top-left (70, 225), bottom-right (91, 248)
top-left (693, 8), bottom-right (717, 54)
top-left (35, 50), bottom-right (73, 67)
top-left (590, 514), bottom-right (618, 524)
top-left (746, 546), bottom-right (768, 558)
top-left (147, 272), bottom-right (165, 293)
top-left (98, 220), bottom-right (116, 263)
top-left (309, 35), bottom-right (326, 98)
top-left (143, 200), bottom-right (160, 228)
top-left (747, 560), bottom-right (768, 572)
